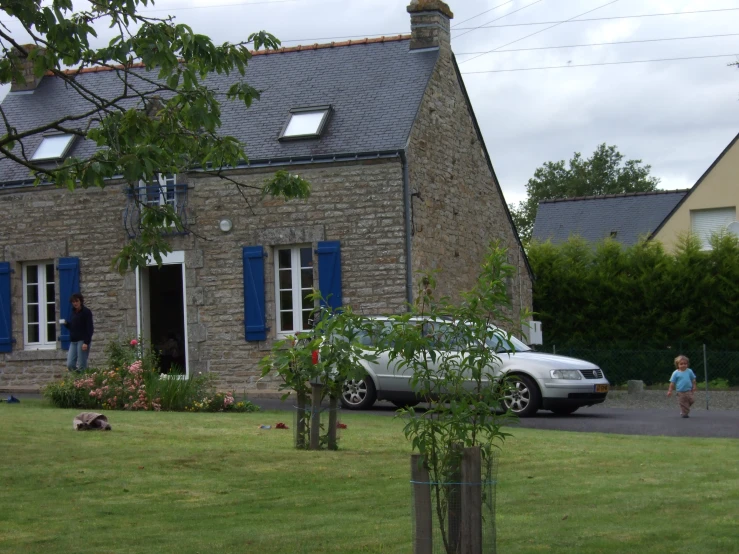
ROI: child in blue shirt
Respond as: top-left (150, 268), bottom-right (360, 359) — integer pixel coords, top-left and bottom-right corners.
top-left (667, 354), bottom-right (697, 418)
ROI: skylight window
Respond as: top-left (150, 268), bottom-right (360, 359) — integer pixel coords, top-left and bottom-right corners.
top-left (31, 134), bottom-right (75, 161)
top-left (279, 106), bottom-right (331, 140)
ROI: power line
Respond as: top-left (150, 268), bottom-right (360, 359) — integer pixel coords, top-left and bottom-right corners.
top-left (459, 0), bottom-right (621, 65)
top-left (452, 7), bottom-right (739, 31)
top-left (454, 33), bottom-right (739, 56)
top-left (454, 0), bottom-right (547, 41)
top-left (452, 0), bottom-right (516, 28)
top-left (460, 53), bottom-right (739, 74)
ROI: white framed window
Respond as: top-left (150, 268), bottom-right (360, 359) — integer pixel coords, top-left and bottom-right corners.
top-left (31, 134), bottom-right (75, 161)
top-left (274, 245), bottom-right (315, 335)
top-left (139, 173), bottom-right (178, 209)
top-left (279, 106), bottom-right (331, 140)
top-left (23, 262), bottom-right (57, 349)
top-left (691, 207), bottom-right (737, 250)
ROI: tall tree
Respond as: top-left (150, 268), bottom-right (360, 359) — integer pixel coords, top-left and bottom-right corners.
top-left (0, 0), bottom-right (310, 272)
top-left (510, 143), bottom-right (660, 242)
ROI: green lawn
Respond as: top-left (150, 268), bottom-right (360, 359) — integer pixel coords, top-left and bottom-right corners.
top-left (1, 401), bottom-right (737, 554)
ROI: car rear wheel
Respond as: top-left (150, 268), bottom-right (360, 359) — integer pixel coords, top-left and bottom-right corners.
top-left (503, 375), bottom-right (541, 417)
top-left (341, 377), bottom-right (377, 410)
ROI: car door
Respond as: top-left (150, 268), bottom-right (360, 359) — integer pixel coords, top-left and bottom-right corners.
top-left (359, 320), bottom-right (414, 393)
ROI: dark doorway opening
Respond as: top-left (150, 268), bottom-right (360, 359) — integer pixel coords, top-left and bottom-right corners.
top-left (148, 264), bottom-right (187, 374)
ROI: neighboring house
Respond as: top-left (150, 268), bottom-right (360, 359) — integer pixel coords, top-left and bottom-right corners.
top-left (0, 0), bottom-right (532, 392)
top-left (533, 131), bottom-right (739, 251)
top-left (532, 190), bottom-right (689, 247)
top-left (651, 132), bottom-right (739, 251)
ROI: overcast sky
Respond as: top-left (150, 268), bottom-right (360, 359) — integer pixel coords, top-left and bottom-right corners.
top-left (2, 0), bottom-right (739, 205)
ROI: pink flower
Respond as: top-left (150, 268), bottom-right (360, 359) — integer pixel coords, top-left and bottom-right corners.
top-left (130, 339), bottom-right (138, 346)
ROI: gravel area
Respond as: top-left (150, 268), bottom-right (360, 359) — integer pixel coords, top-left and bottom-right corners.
top-left (603, 390), bottom-right (739, 411)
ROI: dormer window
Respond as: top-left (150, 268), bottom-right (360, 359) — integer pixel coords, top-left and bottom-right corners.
top-left (30, 134), bottom-right (75, 162)
top-left (279, 106), bottom-right (331, 140)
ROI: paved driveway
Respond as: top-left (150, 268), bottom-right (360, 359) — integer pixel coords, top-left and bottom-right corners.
top-left (253, 398), bottom-right (739, 439)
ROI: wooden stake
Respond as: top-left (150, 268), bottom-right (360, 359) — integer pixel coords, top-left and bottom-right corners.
top-left (460, 446), bottom-right (482, 554)
top-left (447, 446), bottom-right (462, 554)
top-left (411, 454), bottom-right (433, 554)
top-left (310, 383), bottom-right (322, 450)
top-left (296, 390), bottom-right (307, 449)
top-left (327, 395), bottom-right (338, 450)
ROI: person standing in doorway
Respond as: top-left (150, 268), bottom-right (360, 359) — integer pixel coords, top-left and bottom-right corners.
top-left (63, 293), bottom-right (94, 372)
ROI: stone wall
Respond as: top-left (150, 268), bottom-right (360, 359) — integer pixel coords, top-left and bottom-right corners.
top-left (0, 159), bottom-right (408, 390)
top-left (406, 42), bottom-right (533, 325)
top-left (0, 184), bottom-right (133, 388)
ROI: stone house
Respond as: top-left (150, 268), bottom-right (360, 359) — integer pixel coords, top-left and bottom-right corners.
top-left (0, 0), bottom-right (532, 392)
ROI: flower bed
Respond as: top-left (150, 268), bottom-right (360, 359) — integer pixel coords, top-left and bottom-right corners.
top-left (43, 338), bottom-right (259, 413)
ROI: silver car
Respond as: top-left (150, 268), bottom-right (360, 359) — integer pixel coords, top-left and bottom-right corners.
top-left (340, 317), bottom-right (609, 416)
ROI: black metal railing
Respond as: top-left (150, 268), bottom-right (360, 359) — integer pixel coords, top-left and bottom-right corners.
top-left (122, 183), bottom-right (189, 238)
top-left (541, 346), bottom-right (739, 387)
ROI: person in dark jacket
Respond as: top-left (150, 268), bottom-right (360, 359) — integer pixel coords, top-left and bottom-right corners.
top-left (63, 293), bottom-right (94, 372)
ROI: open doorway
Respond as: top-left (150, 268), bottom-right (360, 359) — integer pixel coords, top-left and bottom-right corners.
top-left (136, 252), bottom-right (188, 375)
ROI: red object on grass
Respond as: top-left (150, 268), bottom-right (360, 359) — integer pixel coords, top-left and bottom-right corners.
top-left (337, 423), bottom-right (347, 429)
top-left (275, 422), bottom-right (289, 429)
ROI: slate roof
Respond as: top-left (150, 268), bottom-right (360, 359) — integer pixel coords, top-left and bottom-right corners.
top-left (0, 37), bottom-right (437, 184)
top-left (532, 190), bottom-right (690, 246)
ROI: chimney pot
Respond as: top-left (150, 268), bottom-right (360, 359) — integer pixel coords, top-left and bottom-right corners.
top-left (407, 1), bottom-right (454, 51)
top-left (10, 44), bottom-right (46, 93)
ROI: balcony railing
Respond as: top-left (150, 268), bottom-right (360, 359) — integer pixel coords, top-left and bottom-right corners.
top-left (123, 183), bottom-right (189, 239)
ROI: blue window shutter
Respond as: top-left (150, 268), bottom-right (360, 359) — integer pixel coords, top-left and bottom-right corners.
top-left (0, 262), bottom-right (12, 353)
top-left (317, 241), bottom-right (342, 311)
top-left (243, 246), bottom-right (266, 341)
top-left (58, 257), bottom-right (80, 351)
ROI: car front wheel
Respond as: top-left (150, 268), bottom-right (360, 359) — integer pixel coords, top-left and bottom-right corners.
top-left (503, 375), bottom-right (541, 417)
top-left (341, 377), bottom-right (377, 410)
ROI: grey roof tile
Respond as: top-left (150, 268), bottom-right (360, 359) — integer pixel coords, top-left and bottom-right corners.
top-left (0, 39), bottom-right (437, 184)
top-left (532, 190), bottom-right (689, 246)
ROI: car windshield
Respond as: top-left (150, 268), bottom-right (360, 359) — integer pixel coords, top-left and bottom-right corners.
top-left (420, 321), bottom-right (532, 353)
top-left (354, 319), bottom-right (532, 353)
top-left (485, 330), bottom-right (531, 353)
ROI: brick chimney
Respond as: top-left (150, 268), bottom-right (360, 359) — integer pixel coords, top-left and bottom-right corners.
top-left (407, 0), bottom-right (454, 51)
top-left (10, 44), bottom-right (45, 93)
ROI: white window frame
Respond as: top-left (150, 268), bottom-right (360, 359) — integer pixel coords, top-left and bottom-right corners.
top-left (274, 245), bottom-right (315, 337)
top-left (139, 173), bottom-right (178, 209)
top-left (31, 134), bottom-right (75, 161)
top-left (279, 106), bottom-right (331, 140)
top-left (22, 261), bottom-right (57, 350)
top-left (691, 207), bottom-right (737, 250)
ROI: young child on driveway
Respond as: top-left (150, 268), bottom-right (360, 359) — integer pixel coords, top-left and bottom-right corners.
top-left (666, 355), bottom-right (697, 418)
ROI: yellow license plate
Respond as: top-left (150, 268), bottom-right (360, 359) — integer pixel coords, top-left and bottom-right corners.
top-left (595, 384), bottom-right (609, 393)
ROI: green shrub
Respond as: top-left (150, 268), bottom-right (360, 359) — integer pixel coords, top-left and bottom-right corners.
top-left (146, 371), bottom-right (215, 411)
top-left (705, 378), bottom-right (731, 390)
top-left (43, 370), bottom-right (100, 409)
top-left (104, 337), bottom-right (159, 373)
top-left (187, 392), bottom-right (260, 413)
